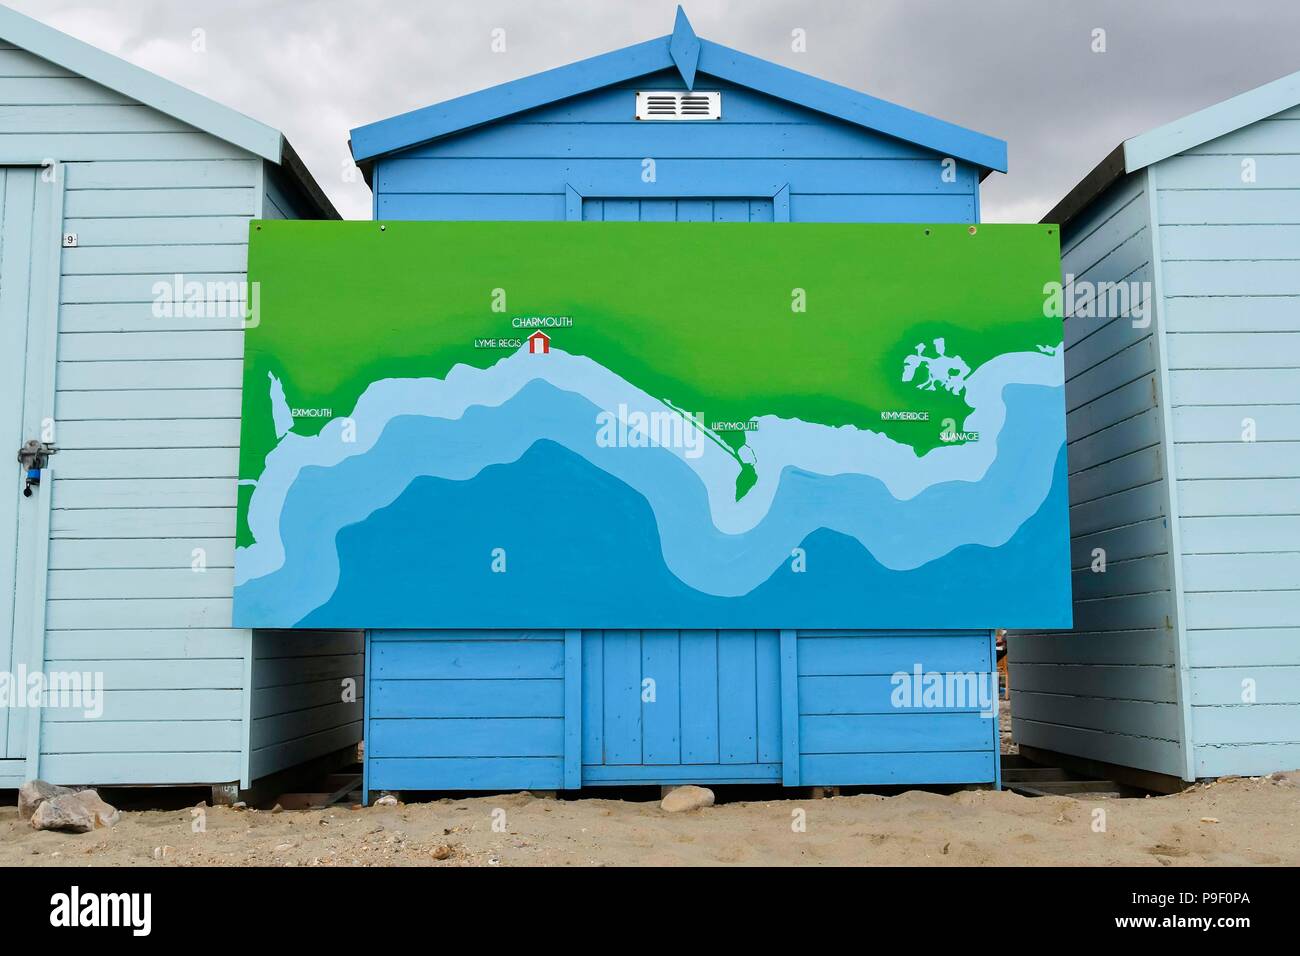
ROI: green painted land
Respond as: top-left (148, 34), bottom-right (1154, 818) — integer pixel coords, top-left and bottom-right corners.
top-left (238, 221), bottom-right (1061, 545)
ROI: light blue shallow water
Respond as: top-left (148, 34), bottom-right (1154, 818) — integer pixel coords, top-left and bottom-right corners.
top-left (232, 380), bottom-right (1069, 629)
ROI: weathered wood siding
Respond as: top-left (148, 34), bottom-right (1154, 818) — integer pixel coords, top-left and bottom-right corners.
top-left (1153, 107), bottom-right (1300, 776)
top-left (1010, 172), bottom-right (1188, 778)
top-left (2, 40), bottom-right (353, 785)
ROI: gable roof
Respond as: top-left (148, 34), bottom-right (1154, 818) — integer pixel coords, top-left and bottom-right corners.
top-left (0, 3), bottom-right (338, 218)
top-left (1045, 66), bottom-right (1300, 229)
top-left (350, 7), bottom-right (1007, 178)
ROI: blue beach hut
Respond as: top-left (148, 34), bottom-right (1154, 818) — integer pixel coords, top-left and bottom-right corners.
top-left (343, 9), bottom-right (1042, 797)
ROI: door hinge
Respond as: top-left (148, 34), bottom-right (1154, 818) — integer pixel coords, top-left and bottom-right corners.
top-left (17, 439), bottom-right (56, 497)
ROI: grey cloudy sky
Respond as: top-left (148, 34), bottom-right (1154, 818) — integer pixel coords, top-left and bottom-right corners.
top-left (12, 0), bottom-right (1300, 221)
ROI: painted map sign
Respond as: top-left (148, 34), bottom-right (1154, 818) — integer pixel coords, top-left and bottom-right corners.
top-left (233, 222), bottom-right (1070, 629)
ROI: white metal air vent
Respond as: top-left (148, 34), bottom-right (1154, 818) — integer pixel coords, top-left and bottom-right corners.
top-left (635, 91), bottom-right (722, 120)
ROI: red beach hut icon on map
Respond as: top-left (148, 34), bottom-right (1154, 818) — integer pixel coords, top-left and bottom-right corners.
top-left (528, 330), bottom-right (550, 354)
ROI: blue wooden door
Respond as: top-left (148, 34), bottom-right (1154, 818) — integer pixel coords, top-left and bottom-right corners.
top-left (580, 630), bottom-right (783, 784)
top-left (0, 166), bottom-right (51, 763)
top-left (570, 196), bottom-right (783, 785)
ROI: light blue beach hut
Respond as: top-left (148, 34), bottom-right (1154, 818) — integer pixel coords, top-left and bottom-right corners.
top-left (1013, 69), bottom-right (1300, 786)
top-left (0, 5), bottom-right (359, 799)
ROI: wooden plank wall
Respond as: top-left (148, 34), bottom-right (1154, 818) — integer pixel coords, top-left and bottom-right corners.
top-left (1154, 108), bottom-right (1300, 776)
top-left (367, 631), bottom-right (568, 792)
top-left (372, 70), bottom-right (980, 223)
top-left (795, 630), bottom-right (996, 785)
top-left (1009, 171), bottom-right (1187, 778)
top-left (1, 39), bottom-right (342, 785)
top-left (246, 165), bottom-right (364, 780)
top-left (2, 43), bottom-right (255, 784)
top-left (366, 630), bottom-right (997, 792)
top-left (249, 630), bottom-right (362, 780)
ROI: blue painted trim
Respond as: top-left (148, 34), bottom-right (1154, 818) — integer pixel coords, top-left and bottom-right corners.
top-left (988, 629), bottom-right (1001, 790)
top-left (0, 5), bottom-right (283, 162)
top-left (370, 629), bottom-right (558, 642)
top-left (566, 178), bottom-right (793, 203)
top-left (779, 629), bottom-right (799, 786)
top-left (669, 6), bottom-right (701, 90)
top-left (11, 161), bottom-right (63, 784)
top-left (696, 40), bottom-right (1006, 173)
top-left (563, 629), bottom-right (582, 788)
top-left (1124, 68), bottom-right (1300, 173)
top-left (801, 751), bottom-right (995, 786)
top-left (19, 477), bottom-right (53, 782)
top-left (582, 763), bottom-right (781, 784)
top-left (774, 184), bottom-right (790, 223)
top-left (349, 14), bottom-right (1007, 173)
top-left (362, 630), bottom-right (373, 804)
top-left (1051, 69), bottom-right (1300, 232)
top-left (239, 631), bottom-right (253, 789)
top-left (351, 37), bottom-right (676, 163)
top-left (1143, 166), bottom-right (1196, 782)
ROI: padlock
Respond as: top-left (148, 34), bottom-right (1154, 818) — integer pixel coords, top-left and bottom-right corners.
top-left (17, 439), bottom-right (55, 498)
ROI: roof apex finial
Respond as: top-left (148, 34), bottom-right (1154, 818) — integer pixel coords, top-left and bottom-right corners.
top-left (670, 6), bottom-right (700, 90)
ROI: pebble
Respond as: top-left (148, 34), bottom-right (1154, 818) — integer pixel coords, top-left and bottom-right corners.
top-left (660, 785), bottom-right (715, 813)
top-left (18, 780), bottom-right (74, 822)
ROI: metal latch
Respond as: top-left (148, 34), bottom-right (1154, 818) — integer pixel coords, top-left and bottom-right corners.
top-left (17, 439), bottom-right (56, 498)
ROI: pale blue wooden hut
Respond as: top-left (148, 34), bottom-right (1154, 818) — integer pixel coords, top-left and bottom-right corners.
top-left (1012, 69), bottom-right (1300, 785)
top-left (347, 8), bottom-right (1021, 797)
top-left (0, 6), bottom-right (360, 798)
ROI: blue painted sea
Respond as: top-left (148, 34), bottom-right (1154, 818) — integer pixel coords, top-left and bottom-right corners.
top-left (233, 377), bottom-right (1071, 629)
